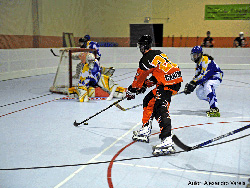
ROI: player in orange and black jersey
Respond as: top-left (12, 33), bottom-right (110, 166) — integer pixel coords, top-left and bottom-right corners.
top-left (126, 35), bottom-right (183, 156)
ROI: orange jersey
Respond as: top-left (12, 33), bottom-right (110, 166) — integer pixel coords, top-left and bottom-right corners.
top-left (132, 50), bottom-right (183, 89)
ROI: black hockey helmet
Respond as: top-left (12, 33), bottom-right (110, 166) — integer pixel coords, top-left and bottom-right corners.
top-left (137, 35), bottom-right (152, 54)
top-left (79, 35), bottom-right (90, 43)
top-left (79, 37), bottom-right (86, 43)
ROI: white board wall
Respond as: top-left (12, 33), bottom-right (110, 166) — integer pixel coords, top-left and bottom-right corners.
top-left (1, 47), bottom-right (249, 81)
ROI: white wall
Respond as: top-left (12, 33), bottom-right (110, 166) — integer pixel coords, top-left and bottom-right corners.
top-left (100, 47), bottom-right (250, 70)
top-left (1, 47), bottom-right (250, 81)
top-left (0, 48), bottom-right (59, 80)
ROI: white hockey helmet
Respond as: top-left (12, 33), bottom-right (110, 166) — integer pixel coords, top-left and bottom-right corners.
top-left (86, 53), bottom-right (95, 62)
top-left (86, 53), bottom-right (95, 69)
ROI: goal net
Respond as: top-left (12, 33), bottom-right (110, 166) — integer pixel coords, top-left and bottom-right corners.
top-left (50, 48), bottom-right (97, 95)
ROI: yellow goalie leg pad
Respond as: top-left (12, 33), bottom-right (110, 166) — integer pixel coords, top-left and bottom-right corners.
top-left (100, 74), bottom-right (111, 92)
top-left (77, 86), bottom-right (88, 102)
top-left (88, 87), bottom-right (95, 97)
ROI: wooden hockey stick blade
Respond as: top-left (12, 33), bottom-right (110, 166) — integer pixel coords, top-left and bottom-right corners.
top-left (115, 103), bottom-right (126, 111)
top-left (172, 135), bottom-right (192, 151)
top-left (50, 49), bottom-right (59, 57)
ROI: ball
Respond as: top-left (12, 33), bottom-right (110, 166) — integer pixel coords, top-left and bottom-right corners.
top-left (84, 122), bottom-right (88, 125)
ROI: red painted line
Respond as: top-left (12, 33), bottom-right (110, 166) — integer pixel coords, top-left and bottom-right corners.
top-left (106, 120), bottom-right (250, 187)
top-left (0, 100), bottom-right (55, 118)
top-left (107, 141), bottom-right (136, 188)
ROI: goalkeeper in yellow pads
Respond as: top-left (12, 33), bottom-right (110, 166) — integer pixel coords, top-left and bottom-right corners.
top-left (77, 53), bottom-right (101, 102)
top-left (71, 52), bottom-right (126, 102)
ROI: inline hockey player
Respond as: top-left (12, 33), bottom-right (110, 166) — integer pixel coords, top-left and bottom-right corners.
top-left (73, 35), bottom-right (102, 78)
top-left (79, 35), bottom-right (101, 60)
top-left (77, 53), bottom-right (101, 102)
top-left (184, 46), bottom-right (223, 117)
top-left (126, 35), bottom-right (183, 156)
top-left (74, 35), bottom-right (115, 79)
top-left (73, 53), bottom-right (125, 101)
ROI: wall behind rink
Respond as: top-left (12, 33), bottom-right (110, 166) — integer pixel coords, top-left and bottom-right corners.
top-left (0, 47), bottom-right (250, 81)
top-left (0, 0), bottom-right (249, 48)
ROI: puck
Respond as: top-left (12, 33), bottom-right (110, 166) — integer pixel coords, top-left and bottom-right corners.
top-left (84, 122), bottom-right (88, 125)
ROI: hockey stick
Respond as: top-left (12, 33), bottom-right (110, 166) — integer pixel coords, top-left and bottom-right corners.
top-left (73, 98), bottom-right (125, 127)
top-left (1, 133), bottom-right (250, 171)
top-left (115, 91), bottom-right (185, 111)
top-left (173, 124), bottom-right (250, 151)
top-left (50, 49), bottom-right (59, 57)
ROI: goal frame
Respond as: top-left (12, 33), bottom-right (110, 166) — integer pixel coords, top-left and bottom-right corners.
top-left (50, 48), bottom-right (97, 94)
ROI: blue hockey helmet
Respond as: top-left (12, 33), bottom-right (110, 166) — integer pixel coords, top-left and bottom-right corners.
top-left (84, 35), bottom-right (91, 41)
top-left (191, 46), bottom-right (203, 62)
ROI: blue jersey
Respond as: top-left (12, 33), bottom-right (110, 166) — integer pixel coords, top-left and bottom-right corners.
top-left (87, 41), bottom-right (101, 59)
top-left (79, 59), bottom-right (101, 87)
top-left (193, 55), bottom-right (223, 85)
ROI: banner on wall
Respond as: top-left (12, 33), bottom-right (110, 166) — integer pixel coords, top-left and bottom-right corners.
top-left (205, 4), bottom-right (250, 20)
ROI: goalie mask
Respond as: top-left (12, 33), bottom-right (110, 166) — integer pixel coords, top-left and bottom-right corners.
top-left (137, 35), bottom-right (152, 54)
top-left (191, 46), bottom-right (203, 62)
top-left (86, 53), bottom-right (95, 69)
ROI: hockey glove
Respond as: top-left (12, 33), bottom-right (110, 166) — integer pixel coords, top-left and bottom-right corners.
top-left (126, 90), bottom-right (135, 100)
top-left (136, 85), bottom-right (147, 94)
top-left (144, 79), bottom-right (155, 88)
top-left (126, 85), bottom-right (136, 100)
top-left (184, 80), bottom-right (197, 95)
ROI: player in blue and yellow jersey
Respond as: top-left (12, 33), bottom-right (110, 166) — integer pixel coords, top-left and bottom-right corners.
top-left (79, 35), bottom-right (115, 77)
top-left (79, 35), bottom-right (101, 61)
top-left (184, 46), bottom-right (223, 117)
top-left (126, 35), bottom-right (183, 156)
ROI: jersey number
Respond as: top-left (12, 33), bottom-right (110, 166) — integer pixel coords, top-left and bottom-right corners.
top-left (150, 54), bottom-right (177, 73)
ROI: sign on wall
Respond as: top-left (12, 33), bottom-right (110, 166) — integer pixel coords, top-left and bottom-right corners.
top-left (205, 4), bottom-right (250, 20)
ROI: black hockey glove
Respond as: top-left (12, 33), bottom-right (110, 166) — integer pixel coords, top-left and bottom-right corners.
top-left (126, 90), bottom-right (135, 100)
top-left (184, 80), bottom-right (197, 95)
top-left (126, 85), bottom-right (136, 100)
top-left (137, 85), bottom-right (147, 94)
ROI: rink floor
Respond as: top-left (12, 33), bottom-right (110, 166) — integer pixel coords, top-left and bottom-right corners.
top-left (0, 68), bottom-right (250, 188)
